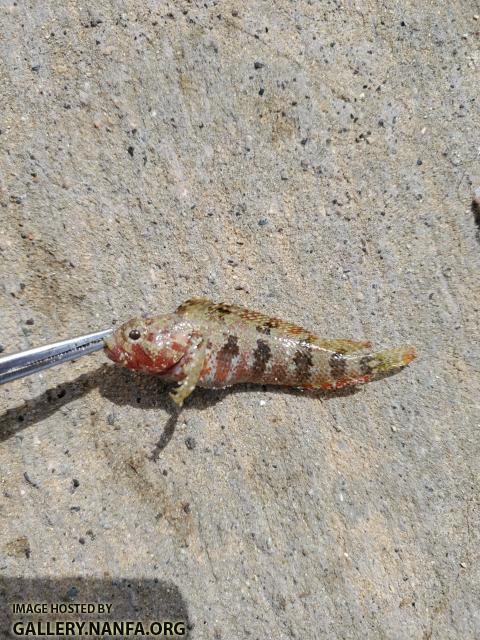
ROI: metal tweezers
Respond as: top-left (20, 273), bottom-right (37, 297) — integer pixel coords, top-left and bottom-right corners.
top-left (0, 328), bottom-right (112, 385)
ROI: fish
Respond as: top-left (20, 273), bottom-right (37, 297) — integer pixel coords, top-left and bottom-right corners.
top-left (104, 298), bottom-right (416, 406)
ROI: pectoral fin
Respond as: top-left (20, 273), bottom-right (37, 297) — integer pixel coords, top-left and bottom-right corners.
top-left (169, 335), bottom-right (207, 406)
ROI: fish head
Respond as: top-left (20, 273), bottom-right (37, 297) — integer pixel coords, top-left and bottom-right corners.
top-left (104, 314), bottom-right (189, 374)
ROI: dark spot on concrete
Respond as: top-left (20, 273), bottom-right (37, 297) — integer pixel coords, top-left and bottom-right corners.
top-left (79, 537), bottom-right (86, 545)
top-left (472, 199), bottom-right (480, 241)
top-left (254, 61), bottom-right (264, 69)
top-left (67, 586), bottom-right (79, 599)
top-left (0, 344), bottom-right (4, 353)
top-left (258, 218), bottom-right (268, 226)
top-left (329, 352), bottom-right (347, 379)
top-left (25, 318), bottom-right (34, 325)
top-left (23, 472), bottom-right (39, 489)
top-left (127, 145), bottom-right (134, 156)
top-left (5, 536), bottom-right (31, 559)
top-left (185, 436), bottom-right (196, 450)
top-left (72, 479), bottom-right (80, 489)
top-left (258, 87), bottom-right (265, 96)
top-left (252, 339), bottom-right (272, 376)
top-left (293, 348), bottom-right (313, 381)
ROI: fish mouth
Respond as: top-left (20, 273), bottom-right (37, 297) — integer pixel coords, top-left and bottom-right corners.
top-left (103, 336), bottom-right (125, 365)
top-left (103, 334), bottom-right (115, 351)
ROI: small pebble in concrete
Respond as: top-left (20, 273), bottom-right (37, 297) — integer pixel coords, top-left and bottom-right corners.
top-left (67, 586), bottom-right (79, 599)
top-left (185, 437), bottom-right (196, 450)
top-left (23, 472), bottom-right (39, 488)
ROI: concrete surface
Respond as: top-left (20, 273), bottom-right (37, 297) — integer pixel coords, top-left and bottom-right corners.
top-left (1, 1), bottom-right (479, 638)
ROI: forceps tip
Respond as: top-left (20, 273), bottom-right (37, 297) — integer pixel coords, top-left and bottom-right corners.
top-left (0, 327), bottom-right (114, 385)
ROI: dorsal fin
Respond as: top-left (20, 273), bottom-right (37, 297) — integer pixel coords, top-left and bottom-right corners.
top-left (176, 299), bottom-right (371, 353)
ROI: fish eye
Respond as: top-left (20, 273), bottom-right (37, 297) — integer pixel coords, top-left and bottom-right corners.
top-left (128, 329), bottom-right (141, 341)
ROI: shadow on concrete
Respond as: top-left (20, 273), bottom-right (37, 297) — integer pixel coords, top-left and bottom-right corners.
top-left (0, 362), bottom-right (374, 451)
top-left (472, 199), bottom-right (480, 240)
top-left (0, 576), bottom-right (191, 638)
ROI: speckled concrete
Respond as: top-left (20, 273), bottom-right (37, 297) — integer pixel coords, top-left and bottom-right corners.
top-left (1, 1), bottom-right (479, 638)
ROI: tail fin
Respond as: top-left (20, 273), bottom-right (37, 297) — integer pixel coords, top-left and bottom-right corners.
top-left (363, 345), bottom-right (417, 376)
top-left (328, 345), bottom-right (416, 390)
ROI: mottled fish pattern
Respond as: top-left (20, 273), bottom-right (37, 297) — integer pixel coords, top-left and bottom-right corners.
top-left (104, 298), bottom-right (416, 406)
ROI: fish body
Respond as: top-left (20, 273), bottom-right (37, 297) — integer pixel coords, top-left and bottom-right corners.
top-left (104, 298), bottom-right (416, 405)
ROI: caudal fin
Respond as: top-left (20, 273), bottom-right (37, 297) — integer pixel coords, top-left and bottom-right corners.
top-left (366, 345), bottom-right (417, 375)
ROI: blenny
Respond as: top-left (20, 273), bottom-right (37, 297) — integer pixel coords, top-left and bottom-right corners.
top-left (104, 298), bottom-right (416, 406)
